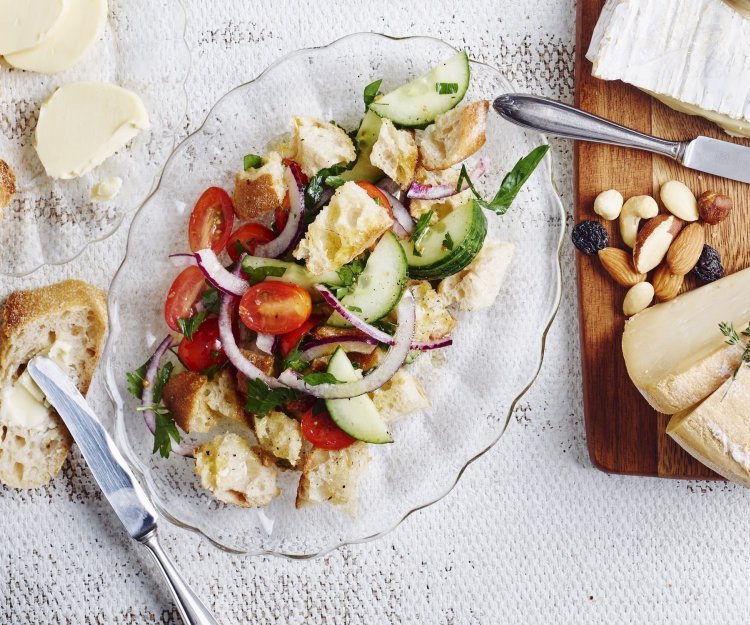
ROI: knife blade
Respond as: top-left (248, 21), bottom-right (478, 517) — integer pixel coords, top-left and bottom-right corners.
top-left (493, 94), bottom-right (750, 185)
top-left (27, 355), bottom-right (157, 540)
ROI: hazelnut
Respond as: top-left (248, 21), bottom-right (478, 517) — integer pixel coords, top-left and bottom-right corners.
top-left (697, 191), bottom-right (732, 225)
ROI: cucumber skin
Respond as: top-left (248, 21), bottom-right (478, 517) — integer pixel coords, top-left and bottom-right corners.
top-left (405, 202), bottom-right (488, 281)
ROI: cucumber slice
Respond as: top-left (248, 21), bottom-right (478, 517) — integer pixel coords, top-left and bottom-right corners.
top-left (401, 200), bottom-right (487, 280)
top-left (341, 110), bottom-right (383, 183)
top-left (369, 50), bottom-right (470, 128)
top-left (326, 348), bottom-right (392, 444)
top-left (327, 231), bottom-right (408, 327)
top-left (242, 256), bottom-right (342, 288)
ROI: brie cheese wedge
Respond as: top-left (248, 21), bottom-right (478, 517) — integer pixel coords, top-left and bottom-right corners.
top-left (0, 0), bottom-right (66, 55)
top-left (668, 367), bottom-right (750, 487)
top-left (587, 0), bottom-right (750, 137)
top-left (35, 82), bottom-right (149, 179)
top-left (5, 0), bottom-right (108, 74)
top-left (622, 267), bottom-right (750, 414)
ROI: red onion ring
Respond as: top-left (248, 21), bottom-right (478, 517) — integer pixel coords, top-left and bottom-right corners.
top-left (194, 248), bottom-right (249, 296)
top-left (218, 261), bottom-right (284, 388)
top-left (406, 158), bottom-right (487, 201)
top-left (141, 336), bottom-right (195, 457)
top-left (278, 291), bottom-right (416, 398)
top-left (254, 166), bottom-right (306, 258)
top-left (298, 336), bottom-right (378, 361)
top-left (255, 332), bottom-right (276, 355)
top-left (316, 285), bottom-right (453, 351)
top-left (376, 180), bottom-right (414, 236)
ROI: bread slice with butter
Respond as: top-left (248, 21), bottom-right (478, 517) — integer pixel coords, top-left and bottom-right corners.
top-left (668, 368), bottom-right (750, 487)
top-left (622, 267), bottom-right (750, 414)
top-left (0, 280), bottom-right (107, 489)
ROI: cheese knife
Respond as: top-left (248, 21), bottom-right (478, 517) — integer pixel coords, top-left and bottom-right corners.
top-left (494, 93), bottom-right (750, 185)
top-left (26, 356), bottom-right (220, 625)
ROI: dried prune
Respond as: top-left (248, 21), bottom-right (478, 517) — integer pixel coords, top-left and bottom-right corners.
top-left (691, 245), bottom-right (724, 283)
top-left (572, 220), bottom-right (609, 256)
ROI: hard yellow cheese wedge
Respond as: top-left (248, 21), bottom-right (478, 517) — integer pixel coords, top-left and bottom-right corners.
top-left (668, 367), bottom-right (750, 487)
top-left (622, 267), bottom-right (750, 414)
top-left (35, 82), bottom-right (149, 179)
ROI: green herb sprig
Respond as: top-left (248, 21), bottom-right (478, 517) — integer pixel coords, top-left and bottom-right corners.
top-left (245, 379), bottom-right (300, 417)
top-left (243, 154), bottom-right (263, 170)
top-left (435, 82), bottom-right (458, 95)
top-left (410, 210), bottom-right (434, 257)
top-left (177, 311), bottom-right (207, 341)
top-left (242, 264), bottom-right (287, 285)
top-left (719, 322), bottom-right (750, 383)
top-left (363, 79), bottom-right (382, 109)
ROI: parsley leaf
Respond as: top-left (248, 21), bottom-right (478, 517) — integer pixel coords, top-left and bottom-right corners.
top-left (302, 372), bottom-right (340, 386)
top-left (442, 231), bottom-right (454, 250)
top-left (281, 342), bottom-right (309, 373)
top-left (336, 257), bottom-right (366, 289)
top-left (245, 379), bottom-right (300, 417)
top-left (242, 263), bottom-right (287, 286)
top-left (177, 310), bottom-right (207, 341)
top-left (201, 286), bottom-right (221, 316)
top-left (126, 363), bottom-right (147, 399)
top-left (153, 410), bottom-right (181, 458)
top-left (410, 210), bottom-right (434, 256)
top-left (243, 154), bottom-right (263, 170)
top-left (458, 145), bottom-right (549, 215)
top-left (152, 361), bottom-right (174, 404)
top-left (435, 82), bottom-right (458, 95)
top-left (200, 360), bottom-right (227, 380)
top-left (363, 78), bottom-right (382, 109)
top-left (305, 163), bottom-right (351, 209)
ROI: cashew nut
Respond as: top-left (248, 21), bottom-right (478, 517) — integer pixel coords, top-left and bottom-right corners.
top-left (623, 281), bottom-right (654, 316)
top-left (619, 195), bottom-right (658, 248)
top-left (594, 189), bottom-right (624, 220)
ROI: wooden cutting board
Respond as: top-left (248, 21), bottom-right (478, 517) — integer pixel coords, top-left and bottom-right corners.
top-left (575, 0), bottom-right (750, 478)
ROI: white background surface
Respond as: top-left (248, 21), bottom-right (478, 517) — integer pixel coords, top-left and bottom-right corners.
top-left (4, 1), bottom-right (750, 623)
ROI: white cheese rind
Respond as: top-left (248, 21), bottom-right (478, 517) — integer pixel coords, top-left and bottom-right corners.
top-left (668, 368), bottom-right (750, 487)
top-left (5, 0), bottom-right (107, 74)
top-left (35, 82), bottom-right (149, 179)
top-left (587, 0), bottom-right (750, 136)
top-left (0, 0), bottom-right (66, 55)
top-left (622, 267), bottom-right (750, 414)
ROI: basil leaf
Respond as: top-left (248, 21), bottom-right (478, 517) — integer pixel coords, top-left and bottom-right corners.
top-left (302, 372), bottom-right (340, 386)
top-left (201, 286), bottom-right (221, 316)
top-left (435, 82), bottom-right (458, 95)
top-left (325, 175), bottom-right (347, 189)
top-left (410, 210), bottom-right (434, 255)
top-left (243, 154), bottom-right (263, 170)
top-left (242, 263), bottom-right (287, 286)
top-left (363, 78), bottom-right (382, 109)
top-left (176, 310), bottom-right (207, 341)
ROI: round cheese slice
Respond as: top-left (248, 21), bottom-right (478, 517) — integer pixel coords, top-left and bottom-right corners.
top-left (4, 0), bottom-right (107, 74)
top-left (0, 0), bottom-right (66, 55)
top-left (35, 82), bottom-right (149, 180)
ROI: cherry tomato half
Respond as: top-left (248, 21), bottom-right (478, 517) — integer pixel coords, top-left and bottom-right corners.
top-left (188, 187), bottom-right (235, 253)
top-left (356, 181), bottom-right (391, 209)
top-left (301, 407), bottom-right (356, 450)
top-left (238, 281), bottom-right (312, 335)
top-left (177, 318), bottom-right (227, 372)
top-left (164, 265), bottom-right (206, 333)
top-left (226, 223), bottom-right (275, 261)
top-left (278, 315), bottom-right (323, 357)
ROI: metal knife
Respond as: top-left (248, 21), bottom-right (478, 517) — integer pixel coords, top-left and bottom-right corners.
top-left (27, 356), bottom-right (220, 625)
top-left (494, 93), bottom-right (750, 185)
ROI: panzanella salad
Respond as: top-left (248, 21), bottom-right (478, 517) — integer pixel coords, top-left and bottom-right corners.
top-left (127, 51), bottom-right (548, 516)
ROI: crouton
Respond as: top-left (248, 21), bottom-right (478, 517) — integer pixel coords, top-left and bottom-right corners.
top-left (369, 369), bottom-right (430, 421)
top-left (232, 152), bottom-right (287, 220)
top-left (253, 410), bottom-right (303, 467)
top-left (292, 117), bottom-right (356, 178)
top-left (409, 280), bottom-right (456, 342)
top-left (370, 119), bottom-right (418, 190)
top-left (417, 100), bottom-right (489, 170)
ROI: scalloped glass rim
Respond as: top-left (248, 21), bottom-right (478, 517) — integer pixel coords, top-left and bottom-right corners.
top-left (103, 33), bottom-right (565, 559)
top-left (0, 0), bottom-right (191, 277)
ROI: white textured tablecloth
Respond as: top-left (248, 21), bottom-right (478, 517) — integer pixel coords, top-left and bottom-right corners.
top-left (4, 2), bottom-right (750, 623)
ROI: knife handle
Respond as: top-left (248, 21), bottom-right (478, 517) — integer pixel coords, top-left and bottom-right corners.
top-left (494, 93), bottom-right (686, 161)
top-left (140, 531), bottom-right (220, 625)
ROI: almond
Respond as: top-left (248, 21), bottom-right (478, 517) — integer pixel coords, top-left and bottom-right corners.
top-left (633, 214), bottom-right (683, 274)
top-left (652, 263), bottom-right (684, 302)
top-left (598, 247), bottom-right (646, 287)
top-left (666, 222), bottom-right (705, 276)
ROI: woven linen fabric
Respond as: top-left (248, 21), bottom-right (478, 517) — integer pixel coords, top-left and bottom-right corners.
top-left (4, 1), bottom-right (750, 624)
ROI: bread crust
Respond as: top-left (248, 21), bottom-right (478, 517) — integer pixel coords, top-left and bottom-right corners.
top-left (162, 370), bottom-right (206, 433)
top-left (232, 173), bottom-right (282, 220)
top-left (0, 280), bottom-right (107, 489)
top-left (0, 159), bottom-right (16, 213)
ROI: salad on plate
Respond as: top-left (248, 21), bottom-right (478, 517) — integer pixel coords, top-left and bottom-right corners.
top-left (126, 50), bottom-right (548, 516)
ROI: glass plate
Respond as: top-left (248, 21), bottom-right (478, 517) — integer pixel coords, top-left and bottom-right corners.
top-left (0, 0), bottom-right (190, 276)
top-left (104, 33), bottom-right (564, 557)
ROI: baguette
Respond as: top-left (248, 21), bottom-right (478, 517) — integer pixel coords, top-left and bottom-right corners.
top-left (0, 280), bottom-right (107, 488)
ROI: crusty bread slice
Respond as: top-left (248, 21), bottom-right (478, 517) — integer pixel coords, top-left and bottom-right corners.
top-left (0, 159), bottom-right (16, 215)
top-left (0, 280), bottom-right (107, 489)
top-left (162, 368), bottom-right (244, 434)
top-left (417, 100), bottom-right (489, 170)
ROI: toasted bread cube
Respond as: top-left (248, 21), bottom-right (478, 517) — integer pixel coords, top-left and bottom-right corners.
top-left (438, 239), bottom-right (514, 311)
top-left (370, 119), bottom-right (418, 190)
top-left (369, 369), bottom-right (430, 422)
top-left (162, 369), bottom-right (244, 434)
top-left (409, 166), bottom-right (473, 223)
top-left (293, 181), bottom-right (393, 275)
top-left (295, 442), bottom-right (371, 516)
top-left (409, 280), bottom-right (456, 342)
top-left (292, 117), bottom-right (356, 178)
top-left (235, 347), bottom-right (276, 400)
top-left (253, 410), bottom-right (303, 467)
top-left (232, 151), bottom-right (286, 220)
top-left (417, 100), bottom-right (489, 170)
top-left (195, 433), bottom-right (280, 508)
